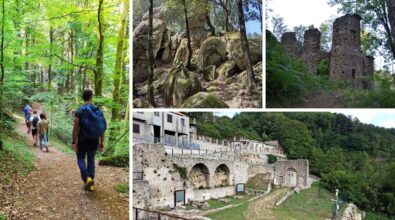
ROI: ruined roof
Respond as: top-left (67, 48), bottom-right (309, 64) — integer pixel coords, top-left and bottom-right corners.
top-left (264, 140), bottom-right (280, 147)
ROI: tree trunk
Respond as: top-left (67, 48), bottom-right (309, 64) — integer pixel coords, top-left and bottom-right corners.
top-left (387, 0), bottom-right (395, 59)
top-left (48, 26), bottom-right (54, 90)
top-left (236, 0), bottom-right (255, 92)
top-left (0, 0), bottom-right (5, 146)
top-left (147, 0), bottom-right (156, 106)
top-left (112, 0), bottom-right (127, 121)
top-left (183, 0), bottom-right (193, 69)
top-left (206, 10), bottom-right (216, 35)
top-left (95, 0), bottom-right (104, 97)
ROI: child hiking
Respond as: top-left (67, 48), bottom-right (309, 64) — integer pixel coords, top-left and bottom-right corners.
top-left (38, 113), bottom-right (49, 152)
top-left (23, 104), bottom-right (32, 134)
top-left (30, 111), bottom-right (40, 146)
top-left (72, 89), bottom-right (107, 192)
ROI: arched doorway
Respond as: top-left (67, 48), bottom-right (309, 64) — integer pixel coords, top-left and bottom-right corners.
top-left (189, 163), bottom-right (210, 189)
top-left (286, 168), bottom-right (298, 187)
top-left (214, 164), bottom-right (230, 187)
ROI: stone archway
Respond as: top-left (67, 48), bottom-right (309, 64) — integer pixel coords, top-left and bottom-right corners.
top-left (189, 163), bottom-right (210, 189)
top-left (213, 164), bottom-right (230, 188)
top-left (285, 168), bottom-right (298, 187)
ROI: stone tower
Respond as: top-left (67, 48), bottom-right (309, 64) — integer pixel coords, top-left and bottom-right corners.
top-left (330, 14), bottom-right (363, 87)
top-left (281, 32), bottom-right (297, 58)
top-left (301, 29), bottom-right (321, 74)
top-left (363, 56), bottom-right (375, 90)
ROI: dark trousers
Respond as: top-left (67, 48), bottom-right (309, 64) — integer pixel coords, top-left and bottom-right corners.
top-left (76, 149), bottom-right (96, 182)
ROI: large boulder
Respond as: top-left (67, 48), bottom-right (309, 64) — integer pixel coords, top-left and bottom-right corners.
top-left (189, 14), bottom-right (208, 50)
top-left (133, 19), bottom-right (167, 61)
top-left (224, 33), bottom-right (262, 70)
top-left (163, 64), bottom-right (201, 107)
top-left (199, 37), bottom-right (227, 68)
top-left (173, 38), bottom-right (189, 65)
top-left (141, 7), bottom-right (165, 21)
top-left (217, 60), bottom-right (236, 78)
top-left (180, 92), bottom-right (229, 108)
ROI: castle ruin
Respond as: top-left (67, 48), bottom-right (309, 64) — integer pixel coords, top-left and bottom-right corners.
top-left (281, 14), bottom-right (374, 89)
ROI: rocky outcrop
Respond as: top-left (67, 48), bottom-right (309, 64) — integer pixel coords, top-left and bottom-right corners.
top-left (173, 38), bottom-right (189, 65)
top-left (163, 64), bottom-right (201, 107)
top-left (180, 92), bottom-right (229, 108)
top-left (133, 8), bottom-right (175, 83)
top-left (341, 203), bottom-right (362, 220)
top-left (199, 37), bottom-right (227, 68)
top-left (217, 61), bottom-right (236, 78)
top-left (189, 14), bottom-right (208, 51)
top-left (224, 33), bottom-right (262, 71)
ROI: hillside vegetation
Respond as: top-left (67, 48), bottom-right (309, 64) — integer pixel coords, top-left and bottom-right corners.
top-left (188, 112), bottom-right (395, 217)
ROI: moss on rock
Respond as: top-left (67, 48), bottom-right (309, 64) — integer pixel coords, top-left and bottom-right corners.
top-left (163, 64), bottom-right (201, 107)
top-left (180, 92), bottom-right (229, 108)
top-left (199, 37), bottom-right (227, 68)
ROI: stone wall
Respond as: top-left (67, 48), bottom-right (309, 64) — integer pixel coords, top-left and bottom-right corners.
top-left (273, 160), bottom-right (309, 188)
top-left (363, 56), bottom-right (375, 90)
top-left (248, 164), bottom-right (275, 178)
top-left (133, 143), bottom-right (192, 209)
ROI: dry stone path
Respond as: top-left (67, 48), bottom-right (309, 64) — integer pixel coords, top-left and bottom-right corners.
top-left (243, 187), bottom-right (292, 220)
top-left (6, 103), bottom-right (129, 220)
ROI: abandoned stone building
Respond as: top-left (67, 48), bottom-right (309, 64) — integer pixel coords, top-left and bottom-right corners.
top-left (280, 14), bottom-right (374, 89)
top-left (133, 112), bottom-right (311, 212)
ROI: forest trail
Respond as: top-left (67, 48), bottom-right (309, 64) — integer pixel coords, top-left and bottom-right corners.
top-left (11, 102), bottom-right (129, 220)
top-left (243, 187), bottom-right (292, 220)
top-left (289, 90), bottom-right (344, 108)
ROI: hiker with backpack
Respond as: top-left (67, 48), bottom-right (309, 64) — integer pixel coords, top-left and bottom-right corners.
top-left (23, 104), bottom-right (32, 134)
top-left (38, 113), bottom-right (49, 152)
top-left (30, 111), bottom-right (40, 146)
top-left (72, 89), bottom-right (106, 192)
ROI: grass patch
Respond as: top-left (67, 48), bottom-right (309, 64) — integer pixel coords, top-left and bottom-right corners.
top-left (246, 173), bottom-right (269, 191)
top-left (0, 134), bottom-right (35, 179)
top-left (48, 135), bottom-right (74, 154)
top-left (113, 182), bottom-right (129, 194)
top-left (365, 211), bottom-right (393, 220)
top-left (206, 195), bottom-right (252, 220)
top-left (99, 154), bottom-right (129, 167)
top-left (0, 213), bottom-right (6, 220)
top-left (271, 182), bottom-right (333, 220)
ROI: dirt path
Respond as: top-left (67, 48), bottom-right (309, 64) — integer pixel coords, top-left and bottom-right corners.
top-left (10, 103), bottom-right (129, 220)
top-left (289, 90), bottom-right (344, 108)
top-left (243, 187), bottom-right (292, 220)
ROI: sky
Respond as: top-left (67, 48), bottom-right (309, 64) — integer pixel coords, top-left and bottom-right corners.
top-left (246, 20), bottom-right (261, 34)
top-left (268, 0), bottom-right (340, 30)
top-left (214, 111), bottom-right (395, 129)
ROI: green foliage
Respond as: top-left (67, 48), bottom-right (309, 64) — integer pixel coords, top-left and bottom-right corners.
top-left (246, 173), bottom-right (269, 191)
top-left (98, 154), bottom-right (129, 167)
top-left (0, 213), bottom-right (5, 220)
top-left (173, 163), bottom-right (188, 180)
top-left (266, 30), bottom-right (307, 106)
top-left (113, 182), bottom-right (129, 194)
top-left (317, 59), bottom-right (329, 76)
top-left (267, 154), bottom-right (277, 164)
top-left (0, 135), bottom-right (35, 178)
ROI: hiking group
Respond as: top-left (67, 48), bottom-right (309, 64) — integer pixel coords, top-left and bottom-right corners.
top-left (22, 89), bottom-right (107, 192)
top-left (23, 104), bottom-right (49, 152)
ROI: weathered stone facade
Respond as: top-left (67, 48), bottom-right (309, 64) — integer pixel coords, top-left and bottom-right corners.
top-left (280, 14), bottom-right (374, 89)
top-left (134, 143), bottom-right (310, 209)
top-left (281, 32), bottom-right (297, 58)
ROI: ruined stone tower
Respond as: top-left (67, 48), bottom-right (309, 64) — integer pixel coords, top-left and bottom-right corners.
top-left (281, 32), bottom-right (297, 58)
top-left (329, 14), bottom-right (363, 87)
top-left (363, 56), bottom-right (375, 89)
top-left (301, 29), bottom-right (321, 74)
top-left (280, 13), bottom-right (375, 89)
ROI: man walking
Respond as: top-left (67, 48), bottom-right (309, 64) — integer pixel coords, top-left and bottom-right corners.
top-left (31, 111), bottom-right (40, 146)
top-left (72, 89), bottom-right (106, 192)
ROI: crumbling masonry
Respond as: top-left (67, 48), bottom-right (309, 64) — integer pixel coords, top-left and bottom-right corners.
top-left (281, 14), bottom-right (374, 89)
